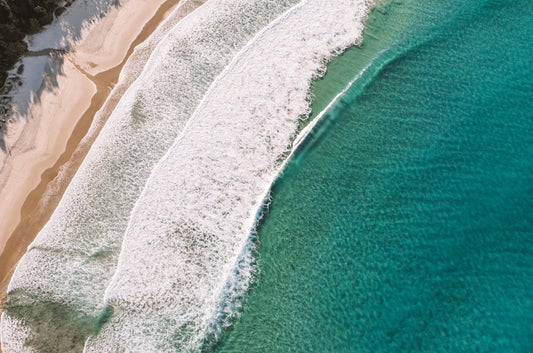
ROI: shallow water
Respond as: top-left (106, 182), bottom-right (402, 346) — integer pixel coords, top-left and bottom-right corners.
top-left (211, 0), bottom-right (533, 351)
top-left (1, 0), bottom-right (374, 351)
top-left (1, 0), bottom-right (304, 351)
top-left (2, 0), bottom-right (532, 351)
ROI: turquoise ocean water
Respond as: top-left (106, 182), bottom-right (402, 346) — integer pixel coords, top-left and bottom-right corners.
top-left (2, 0), bottom-right (532, 351)
top-left (209, 0), bottom-right (533, 352)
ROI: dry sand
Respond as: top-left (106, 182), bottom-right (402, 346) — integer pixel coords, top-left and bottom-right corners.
top-left (0, 0), bottom-right (185, 331)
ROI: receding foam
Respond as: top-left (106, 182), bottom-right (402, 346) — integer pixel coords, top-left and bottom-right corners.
top-left (1, 0), bottom-right (301, 351)
top-left (84, 0), bottom-right (372, 351)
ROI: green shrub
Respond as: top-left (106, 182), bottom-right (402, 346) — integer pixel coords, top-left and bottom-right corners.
top-left (0, 0), bottom-right (72, 91)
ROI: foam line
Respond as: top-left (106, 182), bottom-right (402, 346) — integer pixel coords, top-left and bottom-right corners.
top-left (1, 0), bottom-right (301, 351)
top-left (293, 48), bottom-right (389, 149)
top-left (85, 0), bottom-right (373, 351)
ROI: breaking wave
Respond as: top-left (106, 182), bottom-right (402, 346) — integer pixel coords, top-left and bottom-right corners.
top-left (85, 0), bottom-right (372, 351)
top-left (1, 0), bottom-right (302, 351)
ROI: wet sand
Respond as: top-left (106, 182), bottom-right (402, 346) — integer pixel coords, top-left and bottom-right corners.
top-left (0, 0), bottom-right (184, 330)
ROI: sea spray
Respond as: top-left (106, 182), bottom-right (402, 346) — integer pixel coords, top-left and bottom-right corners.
top-left (84, 0), bottom-right (373, 351)
top-left (1, 0), bottom-right (302, 351)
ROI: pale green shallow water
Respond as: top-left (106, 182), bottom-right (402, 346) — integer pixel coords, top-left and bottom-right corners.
top-left (209, 0), bottom-right (533, 351)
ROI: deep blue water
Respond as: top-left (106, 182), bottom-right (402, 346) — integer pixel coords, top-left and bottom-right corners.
top-left (209, 0), bottom-right (533, 351)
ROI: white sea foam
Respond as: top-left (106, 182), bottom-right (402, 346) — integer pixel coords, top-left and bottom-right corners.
top-left (84, 0), bottom-right (372, 351)
top-left (0, 316), bottom-right (35, 353)
top-left (1, 0), bottom-right (301, 351)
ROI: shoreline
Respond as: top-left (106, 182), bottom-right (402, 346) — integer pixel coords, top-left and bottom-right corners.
top-left (0, 0), bottom-right (382, 346)
top-left (82, 0), bottom-right (373, 348)
top-left (0, 0), bottom-right (183, 323)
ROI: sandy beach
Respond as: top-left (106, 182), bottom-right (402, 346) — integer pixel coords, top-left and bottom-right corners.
top-left (0, 0), bottom-right (184, 327)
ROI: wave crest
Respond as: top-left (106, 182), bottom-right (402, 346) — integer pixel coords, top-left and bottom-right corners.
top-left (85, 0), bottom-right (373, 351)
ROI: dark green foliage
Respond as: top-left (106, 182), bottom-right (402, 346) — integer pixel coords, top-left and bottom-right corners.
top-left (54, 6), bottom-right (66, 17)
top-left (0, 0), bottom-right (73, 89)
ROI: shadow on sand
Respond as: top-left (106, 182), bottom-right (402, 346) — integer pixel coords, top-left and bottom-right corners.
top-left (0, 0), bottom-right (121, 152)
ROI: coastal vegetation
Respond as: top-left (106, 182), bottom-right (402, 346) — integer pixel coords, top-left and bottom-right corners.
top-left (0, 0), bottom-right (73, 117)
